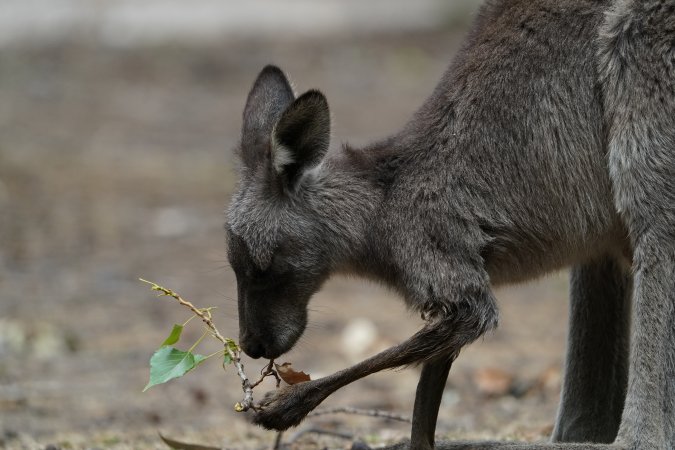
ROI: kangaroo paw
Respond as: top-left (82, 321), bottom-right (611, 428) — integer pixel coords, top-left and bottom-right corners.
top-left (252, 381), bottom-right (326, 431)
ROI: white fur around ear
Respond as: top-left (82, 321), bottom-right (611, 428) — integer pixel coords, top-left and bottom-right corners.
top-left (269, 89), bottom-right (331, 183)
top-left (271, 133), bottom-right (295, 174)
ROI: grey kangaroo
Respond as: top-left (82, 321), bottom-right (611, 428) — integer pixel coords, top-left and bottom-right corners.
top-left (225, 0), bottom-right (675, 449)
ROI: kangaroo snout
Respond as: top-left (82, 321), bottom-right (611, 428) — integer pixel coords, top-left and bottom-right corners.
top-left (239, 335), bottom-right (270, 360)
top-left (240, 328), bottom-right (301, 360)
top-left (239, 304), bottom-right (308, 360)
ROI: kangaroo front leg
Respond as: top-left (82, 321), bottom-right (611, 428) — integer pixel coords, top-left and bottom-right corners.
top-left (410, 356), bottom-right (456, 450)
top-left (253, 296), bottom-right (497, 431)
top-left (351, 357), bottom-right (457, 450)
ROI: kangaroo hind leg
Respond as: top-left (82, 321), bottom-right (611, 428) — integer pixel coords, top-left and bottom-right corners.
top-left (599, 1), bottom-right (675, 448)
top-left (552, 256), bottom-right (632, 444)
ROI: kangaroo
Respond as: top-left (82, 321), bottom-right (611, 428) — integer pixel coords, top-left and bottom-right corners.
top-left (225, 0), bottom-right (675, 449)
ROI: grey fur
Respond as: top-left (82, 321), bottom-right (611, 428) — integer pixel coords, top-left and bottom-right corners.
top-left (225, 0), bottom-right (675, 448)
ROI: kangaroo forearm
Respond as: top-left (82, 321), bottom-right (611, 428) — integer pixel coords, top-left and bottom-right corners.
top-left (252, 317), bottom-right (477, 431)
top-left (316, 319), bottom-right (473, 396)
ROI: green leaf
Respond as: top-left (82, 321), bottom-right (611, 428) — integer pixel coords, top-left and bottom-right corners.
top-left (143, 346), bottom-right (206, 392)
top-left (162, 324), bottom-right (183, 346)
top-left (223, 353), bottom-right (232, 365)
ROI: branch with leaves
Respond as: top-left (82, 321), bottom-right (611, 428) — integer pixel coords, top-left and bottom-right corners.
top-left (141, 278), bottom-right (412, 450)
top-left (140, 278), bottom-right (280, 412)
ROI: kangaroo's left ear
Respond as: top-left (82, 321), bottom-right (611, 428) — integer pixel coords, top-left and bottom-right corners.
top-left (271, 90), bottom-right (330, 184)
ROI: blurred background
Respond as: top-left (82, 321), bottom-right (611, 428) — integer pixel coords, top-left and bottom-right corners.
top-left (0, 1), bottom-right (571, 449)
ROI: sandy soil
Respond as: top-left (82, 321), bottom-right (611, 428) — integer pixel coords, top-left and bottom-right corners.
top-left (0, 31), bottom-right (572, 450)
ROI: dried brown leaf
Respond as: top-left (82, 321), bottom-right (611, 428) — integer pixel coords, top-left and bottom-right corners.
top-left (274, 362), bottom-right (311, 385)
top-left (159, 432), bottom-right (220, 450)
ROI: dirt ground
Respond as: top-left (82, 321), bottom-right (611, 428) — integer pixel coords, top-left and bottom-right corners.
top-left (1, 30), bottom-right (572, 450)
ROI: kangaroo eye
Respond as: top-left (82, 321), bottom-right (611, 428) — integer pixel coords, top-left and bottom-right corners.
top-left (249, 250), bottom-right (289, 286)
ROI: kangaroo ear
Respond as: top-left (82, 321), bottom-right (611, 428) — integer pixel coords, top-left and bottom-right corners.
top-left (271, 90), bottom-right (330, 184)
top-left (241, 65), bottom-right (295, 170)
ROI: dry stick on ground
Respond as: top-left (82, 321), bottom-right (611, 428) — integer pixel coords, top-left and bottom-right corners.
top-left (139, 278), bottom-right (279, 412)
top-left (310, 406), bottom-right (412, 423)
top-left (271, 407), bottom-right (411, 449)
top-left (288, 428), bottom-right (356, 444)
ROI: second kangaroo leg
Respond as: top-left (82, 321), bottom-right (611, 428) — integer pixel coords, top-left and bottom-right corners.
top-left (368, 358), bottom-right (456, 450)
top-left (410, 356), bottom-right (456, 450)
top-left (553, 256), bottom-right (631, 443)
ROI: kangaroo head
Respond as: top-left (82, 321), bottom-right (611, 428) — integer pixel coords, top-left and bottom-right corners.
top-left (226, 66), bottom-right (338, 359)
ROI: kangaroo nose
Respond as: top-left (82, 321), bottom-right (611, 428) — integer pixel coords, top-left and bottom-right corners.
top-left (241, 337), bottom-right (266, 359)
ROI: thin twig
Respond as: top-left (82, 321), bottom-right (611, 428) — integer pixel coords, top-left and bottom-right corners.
top-left (140, 278), bottom-right (277, 412)
top-left (309, 406), bottom-right (412, 423)
top-left (289, 428), bottom-right (355, 444)
top-left (252, 359), bottom-right (282, 389)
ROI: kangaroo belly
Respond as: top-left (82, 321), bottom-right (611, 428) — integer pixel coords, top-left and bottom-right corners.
top-left (482, 200), bottom-right (627, 286)
top-left (475, 108), bottom-right (625, 286)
